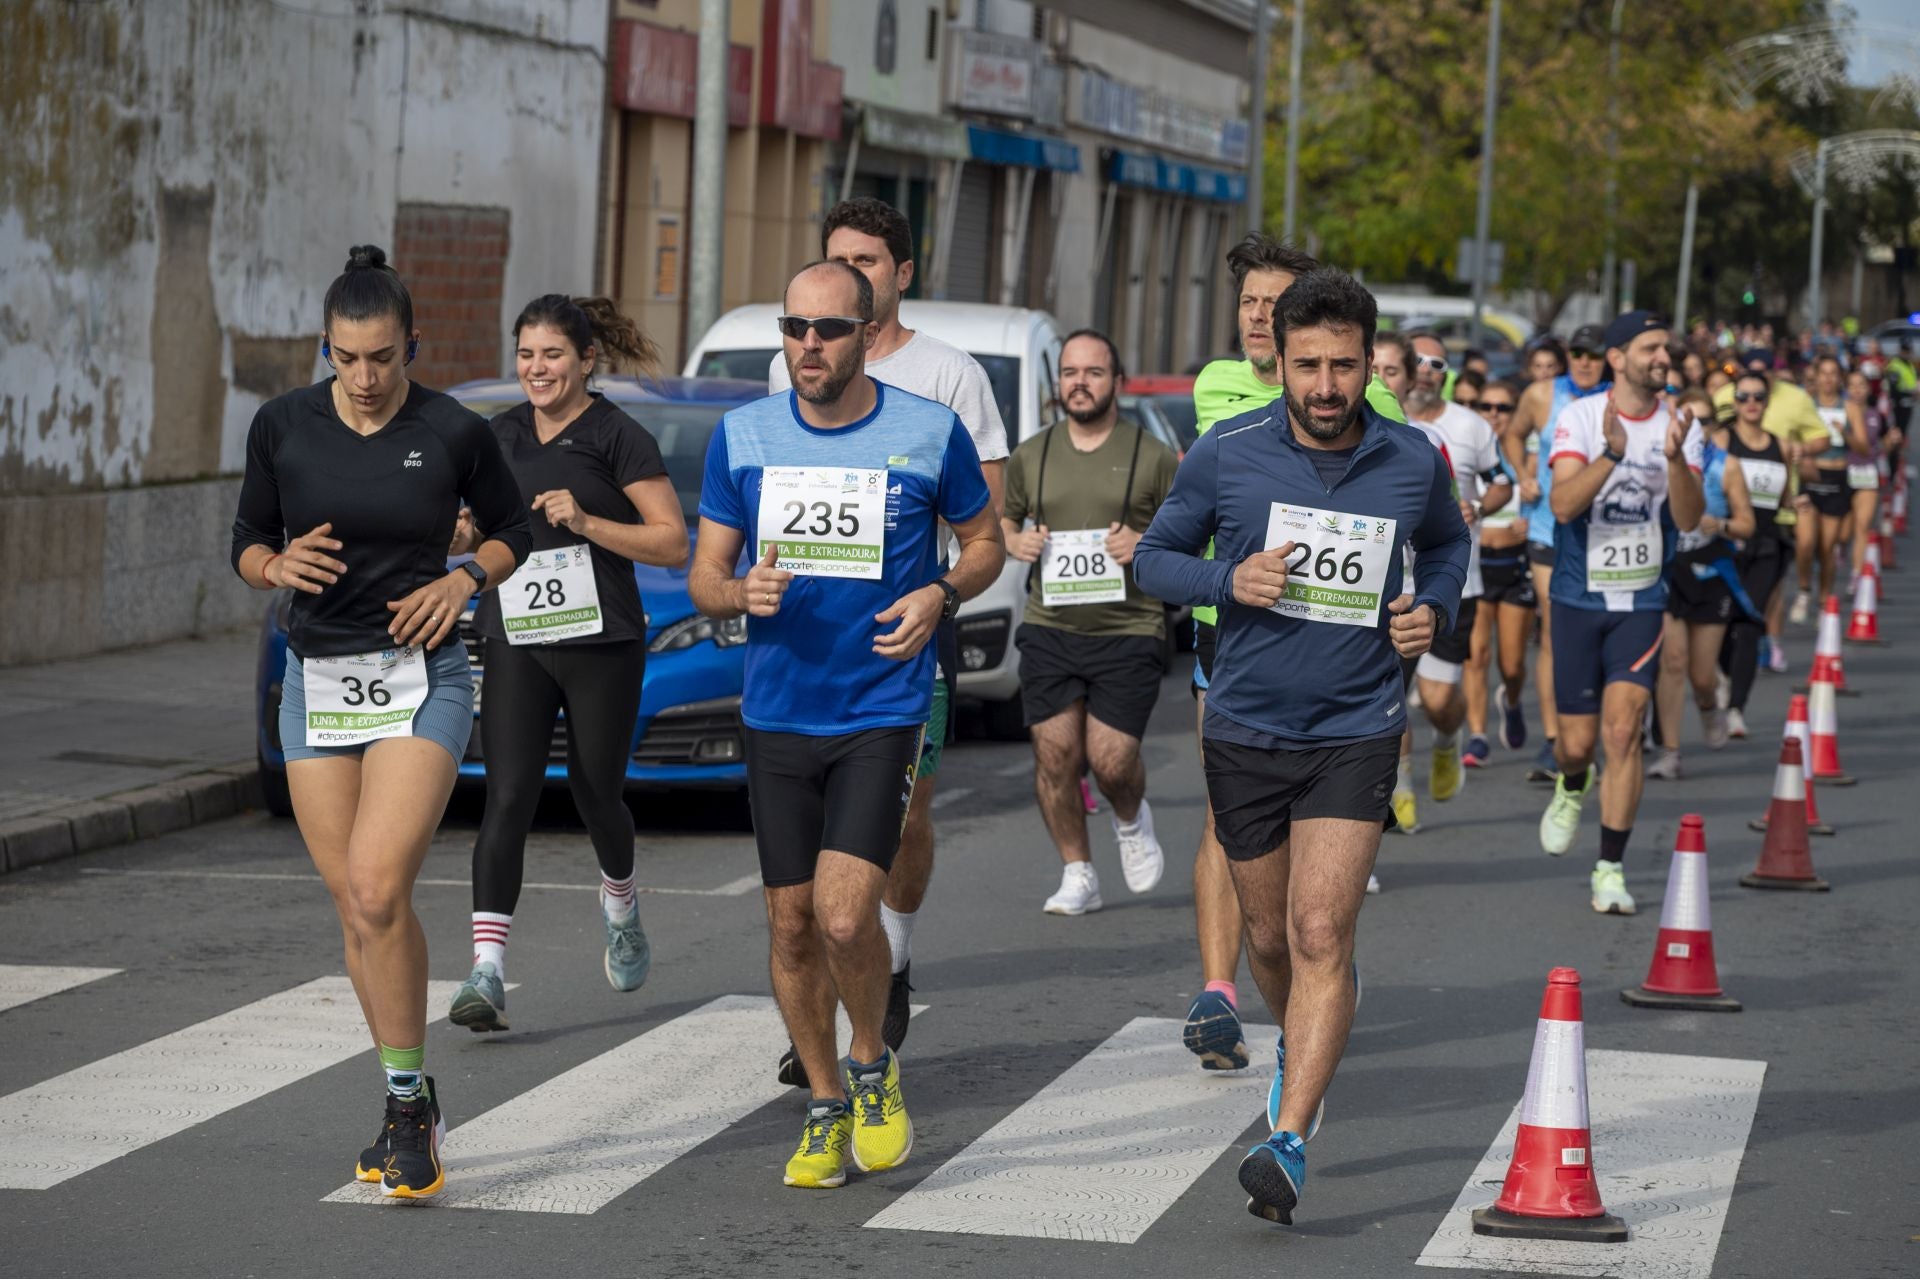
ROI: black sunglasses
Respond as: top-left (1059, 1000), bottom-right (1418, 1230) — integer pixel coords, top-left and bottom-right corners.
top-left (1733, 391), bottom-right (1767, 404)
top-left (776, 314), bottom-right (867, 342)
top-left (1571, 348), bottom-right (1605, 361)
top-left (1476, 400), bottom-right (1516, 413)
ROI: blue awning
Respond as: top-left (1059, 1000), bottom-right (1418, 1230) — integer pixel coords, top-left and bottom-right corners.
top-left (1104, 148), bottom-right (1246, 203)
top-left (967, 124), bottom-right (1081, 173)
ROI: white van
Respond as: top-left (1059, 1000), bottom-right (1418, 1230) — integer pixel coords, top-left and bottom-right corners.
top-left (686, 301), bottom-right (1065, 737)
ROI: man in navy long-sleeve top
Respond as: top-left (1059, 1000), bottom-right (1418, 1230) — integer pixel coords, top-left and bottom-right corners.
top-left (1133, 268), bottom-right (1470, 1227)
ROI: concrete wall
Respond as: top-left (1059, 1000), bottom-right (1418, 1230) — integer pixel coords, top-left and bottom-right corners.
top-left (0, 0), bottom-right (607, 666)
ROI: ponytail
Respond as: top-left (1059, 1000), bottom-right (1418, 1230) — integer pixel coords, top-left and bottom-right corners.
top-left (512, 293), bottom-right (660, 378)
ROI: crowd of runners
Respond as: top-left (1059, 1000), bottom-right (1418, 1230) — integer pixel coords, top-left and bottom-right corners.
top-left (229, 199), bottom-right (1909, 1225)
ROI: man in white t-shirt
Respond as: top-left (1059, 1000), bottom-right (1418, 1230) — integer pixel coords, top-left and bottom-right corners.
top-left (1404, 341), bottom-right (1510, 808)
top-left (765, 198), bottom-right (1010, 1086)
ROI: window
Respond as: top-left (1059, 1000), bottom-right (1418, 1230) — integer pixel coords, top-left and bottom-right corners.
top-left (927, 8), bottom-right (940, 61)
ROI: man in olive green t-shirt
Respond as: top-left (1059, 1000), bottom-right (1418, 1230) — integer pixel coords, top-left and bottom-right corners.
top-left (1003, 330), bottom-right (1179, 919)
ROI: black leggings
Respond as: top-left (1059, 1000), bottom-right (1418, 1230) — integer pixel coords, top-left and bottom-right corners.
top-left (1720, 540), bottom-right (1790, 712)
top-left (472, 638), bottom-right (645, 915)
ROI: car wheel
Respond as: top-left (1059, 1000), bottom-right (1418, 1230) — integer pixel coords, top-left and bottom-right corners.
top-left (258, 748), bottom-right (294, 819)
top-left (980, 694), bottom-right (1027, 741)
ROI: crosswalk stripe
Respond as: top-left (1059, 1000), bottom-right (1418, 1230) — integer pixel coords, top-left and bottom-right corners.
top-left (0, 976), bottom-right (464, 1190)
top-left (863, 1014), bottom-right (1277, 1243)
top-left (1416, 1049), bottom-right (1767, 1279)
top-left (0, 964), bottom-right (120, 1015)
top-left (324, 995), bottom-right (924, 1212)
top-left (77, 867), bottom-right (761, 896)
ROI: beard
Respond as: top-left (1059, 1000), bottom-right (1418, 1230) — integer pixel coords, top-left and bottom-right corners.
top-left (1285, 385), bottom-right (1361, 441)
top-left (1249, 350), bottom-right (1278, 375)
top-left (1064, 384), bottom-right (1117, 424)
top-left (1628, 354), bottom-right (1671, 395)
top-left (789, 343), bottom-right (862, 406)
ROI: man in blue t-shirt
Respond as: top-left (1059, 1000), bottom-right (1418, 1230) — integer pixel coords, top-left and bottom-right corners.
top-left (689, 261), bottom-right (1002, 1191)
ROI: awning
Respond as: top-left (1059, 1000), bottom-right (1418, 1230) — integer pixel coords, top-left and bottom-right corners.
top-left (1104, 148), bottom-right (1245, 203)
top-left (860, 104), bottom-right (970, 161)
top-left (966, 124), bottom-right (1081, 173)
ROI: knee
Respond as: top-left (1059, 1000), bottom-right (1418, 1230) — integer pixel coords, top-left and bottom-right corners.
top-left (817, 902), bottom-right (873, 952)
top-left (1600, 715), bottom-right (1641, 758)
top-left (1031, 732), bottom-right (1080, 780)
top-left (1288, 908), bottom-right (1348, 967)
top-left (347, 872), bottom-right (408, 934)
top-left (1088, 749), bottom-right (1136, 794)
top-left (767, 901), bottom-right (815, 958)
top-left (1241, 912), bottom-right (1290, 965)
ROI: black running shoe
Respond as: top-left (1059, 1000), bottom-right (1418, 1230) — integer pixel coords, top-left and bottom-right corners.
top-left (882, 963), bottom-right (913, 1052)
top-left (379, 1078), bottom-right (445, 1199)
top-left (777, 1043), bottom-right (809, 1089)
top-left (355, 1116), bottom-right (389, 1183)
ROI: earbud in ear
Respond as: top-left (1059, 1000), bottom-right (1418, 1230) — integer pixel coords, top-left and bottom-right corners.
top-left (321, 339), bottom-right (333, 366)
top-left (406, 337), bottom-right (419, 364)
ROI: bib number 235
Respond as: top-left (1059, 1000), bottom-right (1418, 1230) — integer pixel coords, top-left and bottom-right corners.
top-left (756, 466), bottom-right (887, 580)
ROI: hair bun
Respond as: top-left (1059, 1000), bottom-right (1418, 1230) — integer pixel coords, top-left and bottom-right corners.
top-left (345, 244), bottom-right (389, 272)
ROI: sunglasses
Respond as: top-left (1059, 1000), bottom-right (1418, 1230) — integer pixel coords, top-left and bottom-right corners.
top-left (1471, 400), bottom-right (1516, 414)
top-left (776, 314), bottom-right (867, 342)
top-left (1733, 391), bottom-right (1767, 404)
top-left (1414, 354), bottom-right (1449, 371)
top-left (1571, 348), bottom-right (1605, 361)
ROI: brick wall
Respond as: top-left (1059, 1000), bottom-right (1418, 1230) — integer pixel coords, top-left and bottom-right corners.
top-left (394, 204), bottom-right (512, 390)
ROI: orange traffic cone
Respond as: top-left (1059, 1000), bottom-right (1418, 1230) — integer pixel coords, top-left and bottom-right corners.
top-left (1740, 737), bottom-right (1831, 891)
top-left (1749, 695), bottom-right (1835, 836)
top-left (1879, 514), bottom-right (1899, 570)
top-left (1806, 673), bottom-right (1856, 786)
top-left (1471, 968), bottom-right (1629, 1243)
top-left (1845, 567), bottom-right (1885, 644)
top-left (1798, 595), bottom-right (1856, 695)
top-left (1622, 816), bottom-right (1742, 1011)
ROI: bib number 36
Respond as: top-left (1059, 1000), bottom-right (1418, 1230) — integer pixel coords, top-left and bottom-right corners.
top-left (303, 647), bottom-right (430, 747)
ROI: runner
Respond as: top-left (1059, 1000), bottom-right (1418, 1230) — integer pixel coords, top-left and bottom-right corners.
top-left (1459, 379), bottom-right (1534, 767)
top-left (1844, 368), bottom-right (1891, 590)
top-left (1407, 334), bottom-right (1511, 802)
top-left (767, 198), bottom-right (1009, 1084)
top-left (1372, 331), bottom-right (1427, 839)
top-left (688, 260), bottom-right (1001, 1189)
top-left (229, 245), bottom-right (532, 1197)
top-left (1647, 389), bottom-right (1755, 780)
top-left (1525, 337), bottom-right (1568, 386)
top-left (1001, 330), bottom-right (1179, 914)
top-left (1538, 311), bottom-right (1706, 916)
top-left (1502, 324), bottom-right (1610, 782)
top-left (1718, 369), bottom-right (1791, 739)
top-left (447, 295), bottom-right (689, 1033)
top-left (1133, 268), bottom-right (1469, 1225)
top-left (1802, 356), bottom-right (1867, 610)
top-left (1180, 236), bottom-right (1407, 1074)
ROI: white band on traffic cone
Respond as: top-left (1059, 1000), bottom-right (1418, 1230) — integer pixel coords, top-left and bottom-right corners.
top-left (1516, 1017), bottom-right (1588, 1131)
top-left (1809, 680), bottom-right (1839, 736)
top-left (1774, 754), bottom-right (1806, 803)
top-left (1657, 850), bottom-right (1712, 933)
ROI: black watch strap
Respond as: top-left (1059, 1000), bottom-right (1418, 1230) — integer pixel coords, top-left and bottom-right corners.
top-left (459, 559), bottom-right (488, 589)
top-left (1601, 445), bottom-right (1626, 464)
top-left (934, 578), bottom-right (961, 619)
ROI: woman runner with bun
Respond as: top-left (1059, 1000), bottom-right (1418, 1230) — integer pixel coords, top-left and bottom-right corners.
top-left (448, 296), bottom-right (688, 1032)
top-left (230, 245), bottom-right (531, 1198)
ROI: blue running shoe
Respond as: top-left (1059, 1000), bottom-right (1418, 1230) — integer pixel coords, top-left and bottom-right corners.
top-left (1238, 1131), bottom-right (1307, 1224)
top-left (1182, 990), bottom-right (1249, 1070)
top-left (1497, 684), bottom-right (1528, 751)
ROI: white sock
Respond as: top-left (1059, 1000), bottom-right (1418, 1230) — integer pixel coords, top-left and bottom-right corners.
top-left (1434, 728), bottom-right (1461, 750)
top-left (1114, 797), bottom-right (1153, 836)
top-left (1396, 757), bottom-right (1413, 792)
top-left (601, 872), bottom-right (637, 921)
top-left (879, 903), bottom-right (915, 974)
top-left (472, 912), bottom-right (511, 978)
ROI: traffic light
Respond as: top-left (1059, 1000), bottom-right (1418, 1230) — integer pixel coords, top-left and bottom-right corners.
top-left (1742, 288), bottom-right (1756, 306)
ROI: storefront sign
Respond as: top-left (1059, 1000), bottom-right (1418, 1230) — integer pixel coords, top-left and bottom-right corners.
top-left (861, 104), bottom-right (970, 160)
top-left (611, 20), bottom-right (752, 127)
top-left (761, 0), bottom-right (846, 139)
top-left (1070, 67), bottom-right (1249, 166)
top-left (946, 27), bottom-right (1037, 119)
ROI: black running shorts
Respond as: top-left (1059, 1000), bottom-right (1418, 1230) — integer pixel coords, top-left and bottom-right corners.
top-left (744, 726), bottom-right (923, 887)
top-left (1016, 623), bottom-right (1165, 739)
top-left (1479, 553), bottom-right (1538, 608)
top-left (1427, 596), bottom-right (1480, 665)
top-left (1201, 735), bottom-right (1400, 860)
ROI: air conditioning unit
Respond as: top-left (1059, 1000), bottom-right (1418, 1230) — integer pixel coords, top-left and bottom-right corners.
top-left (1044, 10), bottom-right (1070, 53)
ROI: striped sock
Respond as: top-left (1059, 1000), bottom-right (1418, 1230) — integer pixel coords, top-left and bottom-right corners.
top-left (472, 912), bottom-right (511, 979)
top-left (380, 1043), bottom-right (425, 1100)
top-left (601, 872), bottom-right (637, 922)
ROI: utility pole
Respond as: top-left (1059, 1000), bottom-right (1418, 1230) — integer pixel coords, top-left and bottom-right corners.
top-left (1674, 172), bottom-right (1699, 330)
top-left (1248, 0), bottom-right (1274, 234)
top-left (1282, 1), bottom-right (1304, 239)
top-left (1468, 0), bottom-right (1501, 349)
top-left (1807, 138), bottom-right (1828, 331)
top-left (1601, 0), bottom-right (1625, 316)
top-left (688, 0), bottom-right (730, 350)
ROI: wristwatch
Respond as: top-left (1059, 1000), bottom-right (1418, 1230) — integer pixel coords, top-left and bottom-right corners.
top-left (1601, 445), bottom-right (1626, 464)
top-left (933, 578), bottom-right (961, 620)
top-left (457, 559), bottom-right (488, 590)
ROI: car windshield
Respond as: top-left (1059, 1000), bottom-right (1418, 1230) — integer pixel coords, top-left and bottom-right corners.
top-left (1144, 394), bottom-right (1199, 448)
top-left (697, 347), bottom-right (1022, 438)
top-left (695, 348), bottom-right (780, 381)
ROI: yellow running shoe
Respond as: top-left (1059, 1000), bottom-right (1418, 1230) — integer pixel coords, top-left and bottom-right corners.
top-left (846, 1049), bottom-right (913, 1172)
top-left (783, 1101), bottom-right (852, 1188)
top-left (1391, 787), bottom-right (1420, 834)
top-left (1430, 737), bottom-right (1464, 802)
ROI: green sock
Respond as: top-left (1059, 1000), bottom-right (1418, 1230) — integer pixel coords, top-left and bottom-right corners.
top-left (380, 1043), bottom-right (426, 1100)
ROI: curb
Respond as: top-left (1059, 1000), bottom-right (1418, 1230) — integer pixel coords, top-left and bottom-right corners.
top-left (0, 763), bottom-right (266, 876)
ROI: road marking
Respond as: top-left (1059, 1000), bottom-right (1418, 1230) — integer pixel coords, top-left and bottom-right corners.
top-left (1416, 1048), bottom-right (1766, 1279)
top-left (930, 786), bottom-right (974, 811)
top-left (0, 965), bottom-right (120, 1015)
top-left (325, 995), bottom-right (926, 1212)
top-left (76, 867), bottom-right (760, 897)
top-left (863, 1014), bottom-right (1277, 1243)
top-left (996, 761), bottom-right (1034, 777)
top-left (0, 976), bottom-right (466, 1190)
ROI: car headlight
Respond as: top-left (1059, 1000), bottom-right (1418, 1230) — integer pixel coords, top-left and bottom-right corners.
top-left (648, 612), bottom-right (748, 653)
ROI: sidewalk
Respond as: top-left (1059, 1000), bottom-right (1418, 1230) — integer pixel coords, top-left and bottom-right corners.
top-left (0, 625), bottom-right (265, 873)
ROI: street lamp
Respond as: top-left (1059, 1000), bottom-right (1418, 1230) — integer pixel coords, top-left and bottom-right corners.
top-left (1791, 131), bottom-right (1920, 328)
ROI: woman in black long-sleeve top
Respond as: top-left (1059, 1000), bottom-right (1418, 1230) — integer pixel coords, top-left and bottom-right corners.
top-left (229, 245), bottom-right (529, 1199)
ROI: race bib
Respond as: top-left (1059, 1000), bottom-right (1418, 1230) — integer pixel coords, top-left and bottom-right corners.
top-left (756, 466), bottom-right (887, 579)
top-left (1585, 518), bottom-right (1661, 595)
top-left (1264, 503), bottom-right (1397, 627)
top-left (499, 544), bottom-right (603, 645)
top-left (1847, 463), bottom-right (1878, 491)
top-left (1040, 529), bottom-right (1127, 607)
top-left (304, 647), bottom-right (429, 747)
top-left (1738, 458), bottom-right (1787, 510)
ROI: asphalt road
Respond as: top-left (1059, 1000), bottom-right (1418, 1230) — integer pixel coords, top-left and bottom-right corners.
top-left (2, 600), bottom-right (1917, 1278)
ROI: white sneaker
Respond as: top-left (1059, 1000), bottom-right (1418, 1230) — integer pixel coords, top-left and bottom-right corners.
top-left (1701, 707), bottom-right (1730, 751)
top-left (1789, 590), bottom-right (1811, 625)
top-left (1113, 800), bottom-right (1164, 893)
top-left (1043, 862), bottom-right (1103, 915)
top-left (1366, 873), bottom-right (1381, 895)
top-left (1590, 860), bottom-right (1636, 915)
top-left (1646, 748), bottom-right (1682, 780)
top-left (1714, 671), bottom-right (1731, 710)
top-left (1726, 707), bottom-right (1748, 739)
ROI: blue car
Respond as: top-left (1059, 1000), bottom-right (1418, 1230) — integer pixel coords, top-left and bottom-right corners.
top-left (253, 375), bottom-right (765, 817)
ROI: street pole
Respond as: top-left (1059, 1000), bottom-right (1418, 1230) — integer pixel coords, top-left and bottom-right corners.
top-left (688, 0), bottom-right (730, 351)
top-left (1282, 1), bottom-right (1304, 239)
top-left (1808, 137), bottom-right (1828, 331)
top-left (1601, 0), bottom-right (1625, 316)
top-left (1468, 0), bottom-right (1501, 348)
top-left (1675, 175), bottom-right (1699, 329)
top-left (1247, 0), bottom-right (1273, 234)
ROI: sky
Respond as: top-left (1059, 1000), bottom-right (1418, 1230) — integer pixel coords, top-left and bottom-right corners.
top-left (1842, 0), bottom-right (1917, 89)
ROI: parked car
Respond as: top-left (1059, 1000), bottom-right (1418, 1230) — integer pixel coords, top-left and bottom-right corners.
top-left (1123, 375), bottom-right (1199, 454)
top-left (687, 302), bottom-right (1065, 737)
top-left (252, 375), bottom-right (764, 817)
top-left (1854, 318), bottom-right (1920, 359)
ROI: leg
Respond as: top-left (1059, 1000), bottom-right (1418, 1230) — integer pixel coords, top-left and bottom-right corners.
top-left (1687, 622), bottom-right (1729, 719)
top-left (1497, 601), bottom-right (1533, 705)
top-left (1030, 705), bottom-right (1091, 864)
top-left (887, 777), bottom-right (937, 915)
top-left (1085, 717), bottom-right (1146, 824)
top-left (1224, 837), bottom-right (1294, 1029)
top-left (1654, 617), bottom-right (1689, 752)
top-left (1795, 511), bottom-right (1816, 595)
top-left (556, 643), bottom-right (644, 884)
top-left (288, 755), bottom-right (375, 1045)
top-left (471, 642), bottom-right (562, 920)
top-left (1851, 488), bottom-right (1879, 580)
top-left (1192, 694), bottom-right (1242, 987)
top-left (813, 851), bottom-right (893, 1067)
top-left (1463, 595), bottom-right (1496, 739)
top-left (1530, 562), bottom-right (1559, 743)
top-left (1417, 676), bottom-right (1465, 735)
top-left (1818, 512), bottom-right (1846, 600)
top-left (765, 881), bottom-right (841, 1102)
top-left (1596, 680), bottom-right (1653, 834)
